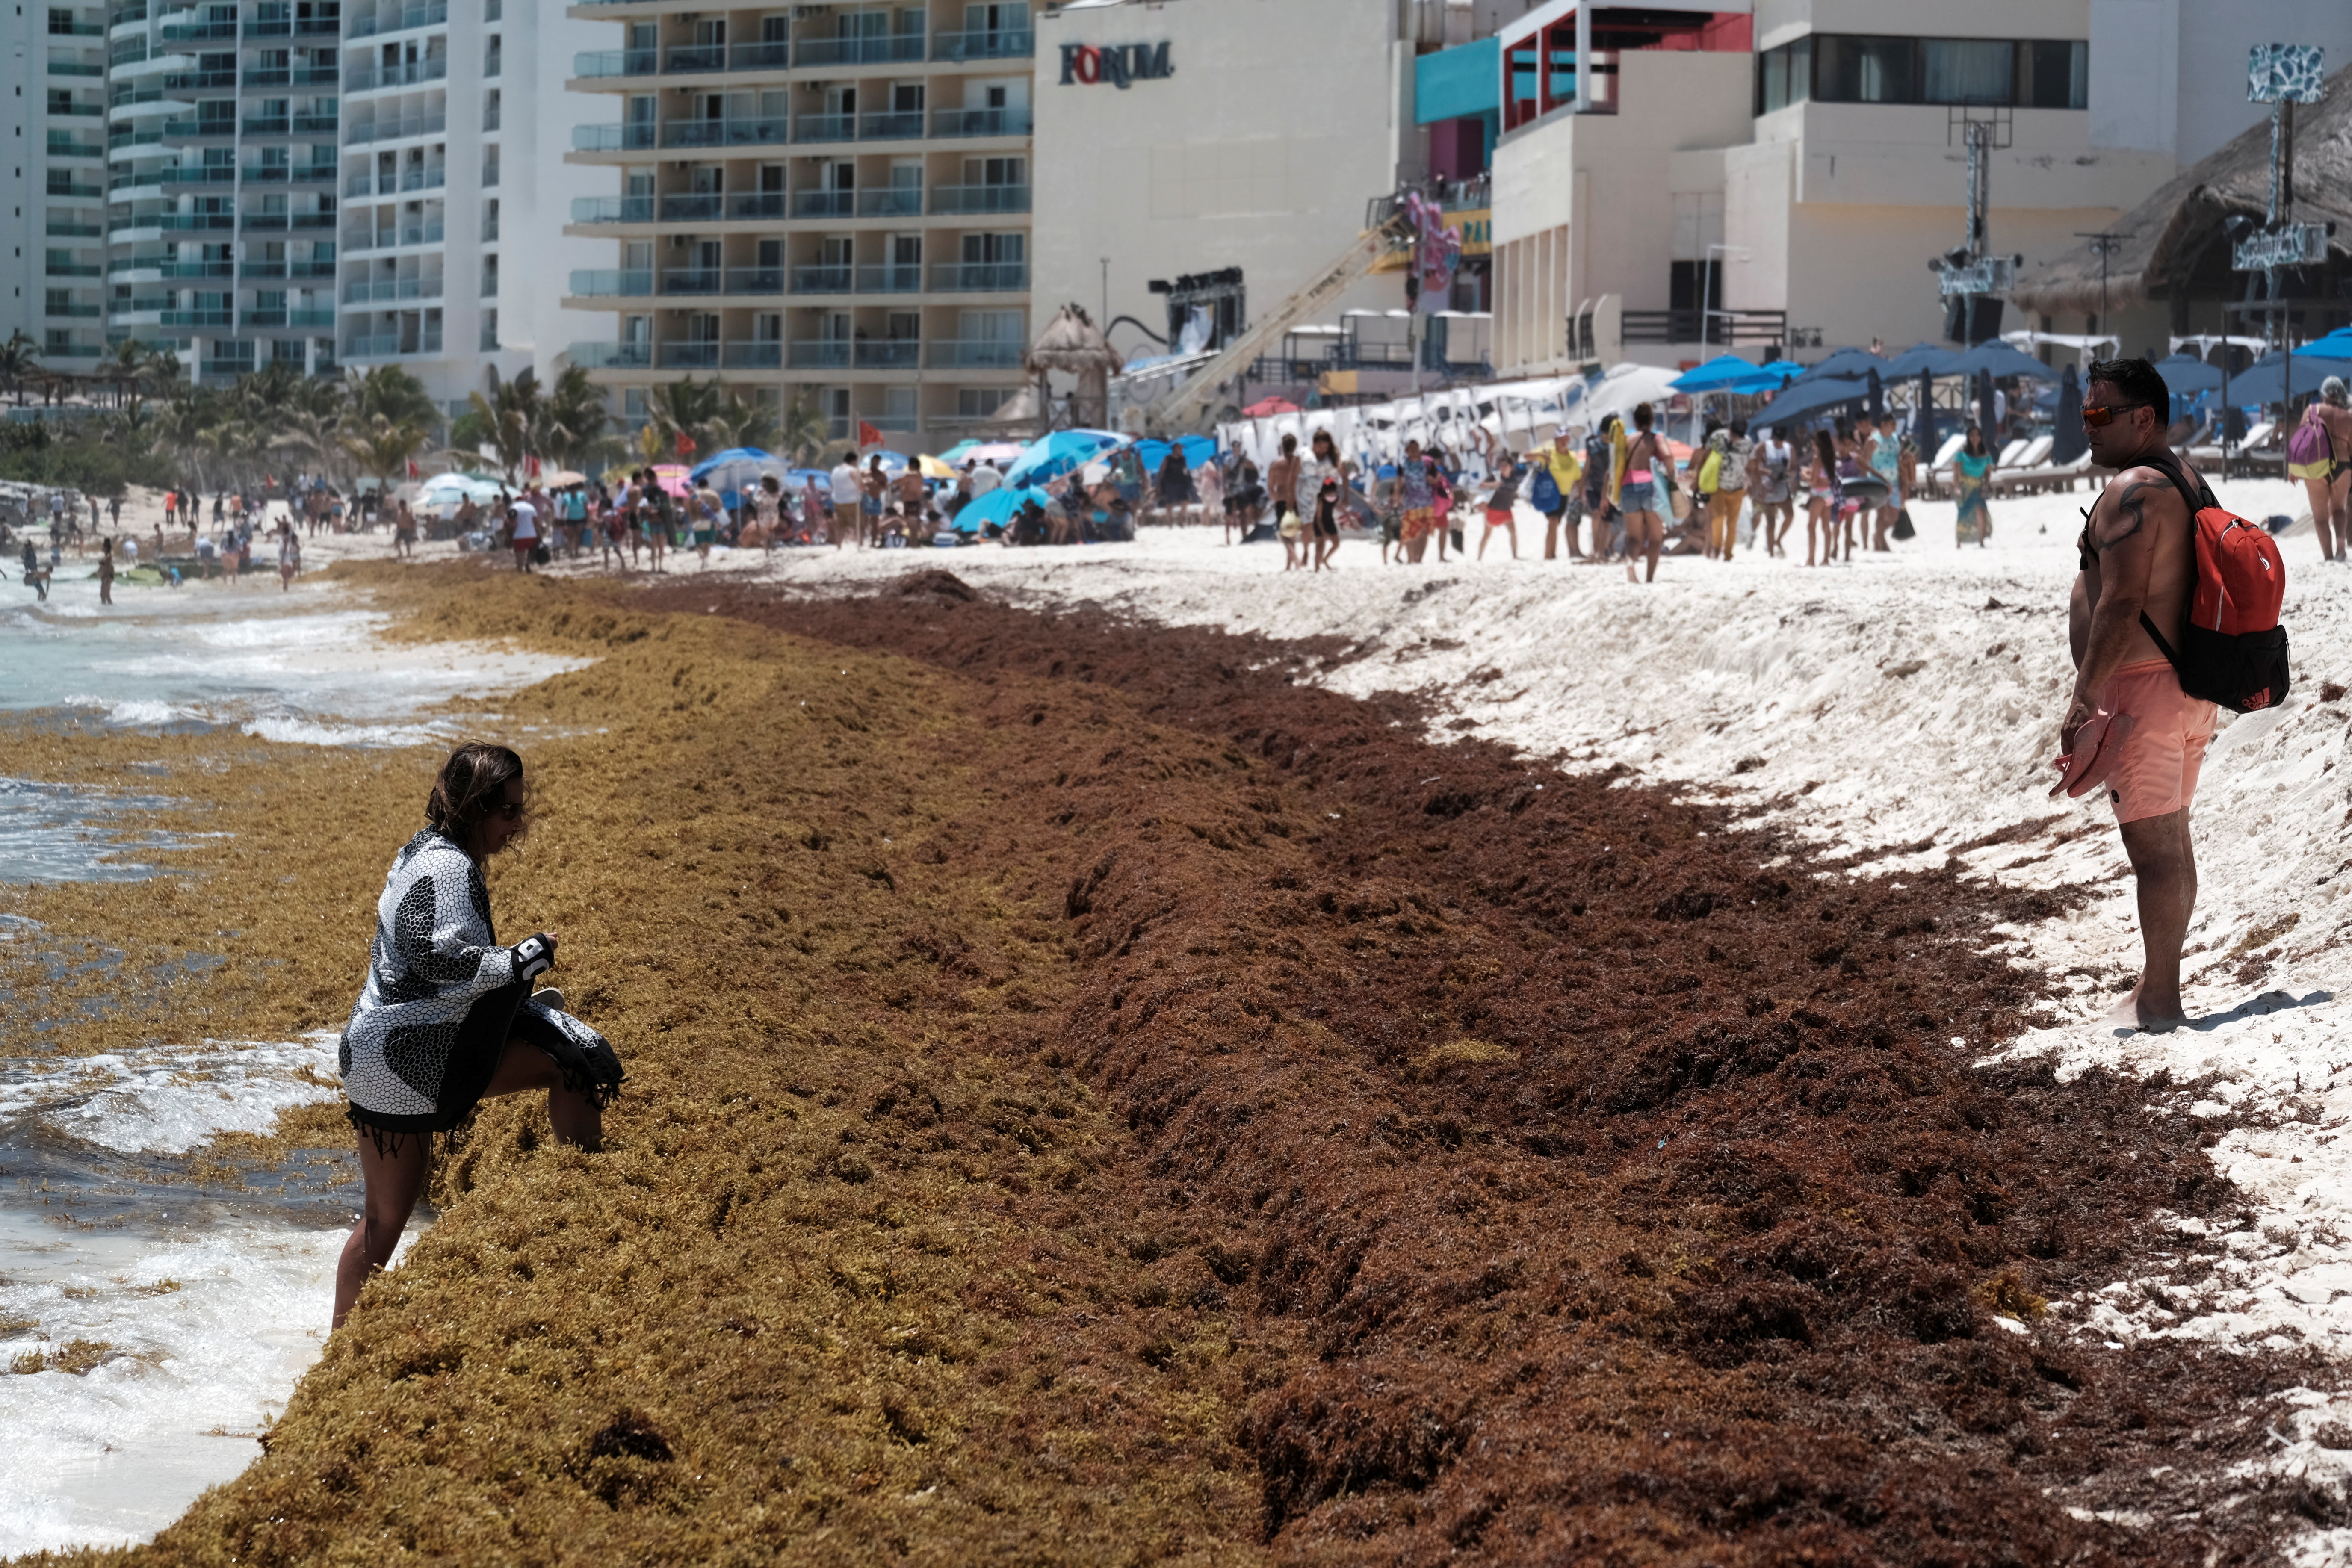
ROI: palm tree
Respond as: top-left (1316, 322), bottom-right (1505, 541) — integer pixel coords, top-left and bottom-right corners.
top-left (540, 363), bottom-right (616, 474)
top-left (0, 331), bottom-right (41, 408)
top-left (98, 339), bottom-right (151, 412)
top-left (775, 390), bottom-right (828, 466)
top-left (699, 393), bottom-right (779, 455)
top-left (644, 376), bottom-right (725, 460)
top-left (346, 363), bottom-right (440, 432)
top-left (457, 366), bottom-right (545, 481)
top-left (342, 412), bottom-right (430, 503)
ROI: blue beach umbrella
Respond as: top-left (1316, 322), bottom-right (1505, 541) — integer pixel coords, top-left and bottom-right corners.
top-left (951, 484), bottom-right (1053, 533)
top-left (1756, 360), bottom-right (1805, 381)
top-left (1953, 339), bottom-right (2059, 383)
top-left (1756, 375), bottom-right (1870, 429)
top-left (1797, 346), bottom-right (1892, 383)
top-left (1671, 354), bottom-right (1779, 395)
top-left (1914, 368), bottom-right (1937, 455)
top-left (1884, 340), bottom-right (1968, 378)
top-left (1004, 428), bottom-right (1126, 489)
top-left (2153, 353), bottom-right (2225, 395)
top-left (2052, 364), bottom-right (2087, 465)
top-left (1867, 367), bottom-right (1885, 422)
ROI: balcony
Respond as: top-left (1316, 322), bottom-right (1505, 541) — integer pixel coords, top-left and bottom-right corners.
top-left (857, 109), bottom-right (925, 140)
top-left (794, 112), bottom-right (852, 143)
top-left (48, 136), bottom-right (107, 158)
top-left (154, 259), bottom-right (233, 278)
top-left (295, 15), bottom-right (340, 34)
top-left (156, 213), bottom-right (236, 231)
top-left (568, 269), bottom-right (653, 297)
top-left (242, 308), bottom-right (336, 328)
top-left (347, 112), bottom-right (445, 145)
top-left (857, 187), bottom-right (922, 218)
top-left (158, 118), bottom-right (237, 140)
top-left (1618, 307), bottom-right (1788, 347)
top-left (660, 116), bottom-right (787, 149)
top-left (291, 114), bottom-right (337, 134)
top-left (46, 221), bottom-right (103, 238)
top-left (933, 27), bottom-right (1033, 62)
top-left (345, 57), bottom-right (448, 92)
top-left (725, 191), bottom-right (788, 220)
top-left (794, 33), bottom-right (923, 66)
top-left (789, 264), bottom-right (851, 295)
top-left (727, 41), bottom-right (789, 71)
top-left (570, 194), bottom-right (653, 223)
top-left (291, 210), bottom-right (338, 228)
top-left (659, 267), bottom-right (722, 295)
top-left (786, 340), bottom-right (848, 369)
top-left (930, 262), bottom-right (1027, 292)
top-left (51, 59), bottom-right (108, 78)
top-left (723, 339), bottom-right (781, 368)
top-left (345, 221), bottom-right (444, 251)
top-left (47, 179), bottom-right (105, 200)
top-left (159, 165), bottom-right (234, 184)
top-left (345, 2), bottom-right (447, 42)
top-left (572, 122), bottom-right (655, 152)
top-left (244, 164), bottom-right (339, 183)
top-left (857, 340), bottom-right (919, 368)
top-left (343, 277), bottom-right (444, 305)
top-left (160, 308), bottom-right (233, 327)
top-left (655, 341), bottom-right (720, 369)
top-left (854, 263), bottom-right (922, 294)
top-left (665, 44), bottom-right (726, 72)
top-left (241, 117), bottom-right (290, 136)
top-left (244, 65), bottom-right (340, 89)
top-left (931, 106), bottom-right (1031, 138)
top-left (930, 183), bottom-right (1028, 215)
top-left (790, 191), bottom-right (850, 219)
top-left (241, 211), bottom-right (290, 230)
top-left (928, 338), bottom-right (1023, 368)
top-left (157, 18), bottom-right (236, 41)
top-left (343, 331), bottom-right (444, 357)
top-left (43, 343), bottom-right (106, 360)
top-left (49, 17), bottom-right (104, 35)
top-left (721, 266), bottom-right (784, 295)
top-left (46, 303), bottom-right (104, 319)
top-left (47, 99), bottom-right (106, 116)
top-left (572, 47), bottom-right (656, 78)
top-left (109, 3), bottom-right (150, 22)
top-left (568, 341), bottom-right (650, 369)
top-left (656, 193), bottom-right (723, 221)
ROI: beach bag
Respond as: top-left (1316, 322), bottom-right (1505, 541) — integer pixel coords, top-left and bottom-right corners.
top-left (531, 542), bottom-right (551, 565)
top-left (2287, 409), bottom-right (2331, 469)
top-left (2140, 451), bottom-right (2290, 713)
top-left (1666, 471), bottom-right (1691, 523)
top-left (1529, 466), bottom-right (1562, 514)
top-left (1892, 508), bottom-right (1916, 541)
top-left (1697, 449), bottom-right (1723, 493)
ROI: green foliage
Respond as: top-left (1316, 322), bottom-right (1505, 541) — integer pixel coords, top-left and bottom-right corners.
top-left (0, 415), bottom-right (176, 496)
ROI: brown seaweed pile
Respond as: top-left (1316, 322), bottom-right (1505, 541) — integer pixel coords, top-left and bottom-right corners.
top-left (5, 561), bottom-right (2328, 1567)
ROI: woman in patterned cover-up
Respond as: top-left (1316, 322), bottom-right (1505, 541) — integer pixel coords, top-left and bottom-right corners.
top-left (333, 743), bottom-right (624, 1326)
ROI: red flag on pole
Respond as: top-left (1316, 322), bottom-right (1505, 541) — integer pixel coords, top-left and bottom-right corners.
top-left (675, 431), bottom-right (697, 458)
top-left (406, 457), bottom-right (419, 478)
top-left (857, 420), bottom-right (883, 452)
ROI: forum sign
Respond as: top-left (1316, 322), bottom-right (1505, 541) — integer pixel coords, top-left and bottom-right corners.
top-left (1057, 41), bottom-right (1173, 88)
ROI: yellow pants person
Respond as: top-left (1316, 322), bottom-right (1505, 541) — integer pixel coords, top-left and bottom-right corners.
top-left (1707, 489), bottom-right (1743, 557)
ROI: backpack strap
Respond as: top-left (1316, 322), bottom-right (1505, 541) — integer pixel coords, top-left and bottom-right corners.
top-left (2128, 447), bottom-right (2208, 677)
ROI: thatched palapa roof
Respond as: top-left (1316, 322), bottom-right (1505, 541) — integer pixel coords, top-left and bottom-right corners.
top-left (1022, 304), bottom-right (1121, 377)
top-left (2011, 62), bottom-right (2352, 317)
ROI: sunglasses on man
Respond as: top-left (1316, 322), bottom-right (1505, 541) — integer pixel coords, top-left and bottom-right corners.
top-left (2079, 402), bottom-right (2148, 428)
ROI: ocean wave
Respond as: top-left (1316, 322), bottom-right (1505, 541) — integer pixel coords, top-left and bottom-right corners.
top-left (239, 715), bottom-right (452, 748)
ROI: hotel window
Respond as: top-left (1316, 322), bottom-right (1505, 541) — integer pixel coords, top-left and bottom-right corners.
top-left (1756, 35), bottom-right (2086, 112)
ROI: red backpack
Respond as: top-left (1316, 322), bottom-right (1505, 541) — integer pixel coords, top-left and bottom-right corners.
top-left (2139, 449), bottom-right (2290, 712)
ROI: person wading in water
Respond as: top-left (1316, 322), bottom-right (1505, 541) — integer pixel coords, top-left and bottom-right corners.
top-left (2062, 357), bottom-right (2214, 1033)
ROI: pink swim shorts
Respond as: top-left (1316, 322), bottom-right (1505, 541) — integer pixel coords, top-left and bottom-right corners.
top-left (2098, 657), bottom-right (2217, 823)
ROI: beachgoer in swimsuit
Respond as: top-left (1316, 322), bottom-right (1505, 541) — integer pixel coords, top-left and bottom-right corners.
top-left (1619, 403), bottom-right (1667, 582)
top-left (1267, 435), bottom-right (1304, 569)
top-left (1479, 448), bottom-right (1523, 561)
top-left (2290, 375), bottom-right (2352, 563)
top-left (2062, 357), bottom-right (2215, 1033)
top-left (1953, 424), bottom-right (1996, 546)
top-left (1805, 429), bottom-right (1842, 568)
top-left (1308, 429), bottom-right (1350, 571)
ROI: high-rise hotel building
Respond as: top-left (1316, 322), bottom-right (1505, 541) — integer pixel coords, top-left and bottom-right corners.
top-left (560, 1), bottom-right (1036, 449)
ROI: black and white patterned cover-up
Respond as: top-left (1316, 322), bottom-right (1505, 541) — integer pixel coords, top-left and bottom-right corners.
top-left (340, 827), bottom-right (623, 1145)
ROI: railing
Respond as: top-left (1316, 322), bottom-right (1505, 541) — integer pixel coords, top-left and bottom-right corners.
top-left (45, 303), bottom-right (104, 319)
top-left (245, 65), bottom-right (339, 88)
top-left (656, 193), bottom-right (723, 221)
top-left (242, 308), bottom-right (336, 328)
top-left (857, 187), bottom-right (922, 217)
top-left (347, 112), bottom-right (444, 144)
top-left (659, 267), bottom-right (721, 295)
top-left (1619, 308), bottom-right (1788, 347)
top-left (567, 269), bottom-right (653, 296)
top-left (665, 44), bottom-right (725, 71)
top-left (243, 164), bottom-right (338, 182)
top-left (933, 28), bottom-right (1033, 61)
top-left (251, 259), bottom-right (337, 279)
top-left (854, 263), bottom-right (922, 294)
top-left (157, 259), bottom-right (233, 278)
top-left (160, 308), bottom-right (233, 326)
top-left (723, 340), bottom-right (781, 369)
top-left (109, 3), bottom-right (149, 24)
top-left (787, 340), bottom-right (849, 368)
top-left (792, 190), bottom-right (852, 218)
top-left (50, 16), bottom-right (104, 34)
top-left (930, 262), bottom-right (1027, 292)
top-left (47, 100), bottom-right (106, 117)
top-left (46, 221), bottom-right (103, 238)
top-left (570, 194), bottom-right (653, 223)
top-left (107, 127), bottom-right (165, 149)
top-left (47, 180), bottom-right (105, 199)
top-left (655, 342), bottom-right (720, 369)
top-left (108, 38), bottom-right (146, 65)
top-left (931, 106), bottom-right (1030, 138)
top-left (46, 261), bottom-right (104, 276)
top-left (159, 117), bottom-right (237, 138)
top-left (343, 276), bottom-right (444, 303)
top-left (928, 339), bottom-right (1022, 368)
top-left (857, 109), bottom-right (924, 140)
top-left (345, 221), bottom-right (443, 250)
top-left (794, 32), bottom-right (922, 66)
top-left (722, 266), bottom-right (784, 295)
top-left (295, 15), bottom-right (339, 34)
top-left (50, 60), bottom-right (107, 77)
top-left (572, 48), bottom-right (656, 78)
top-left (290, 211), bottom-right (338, 228)
top-left (794, 112), bottom-right (853, 143)
top-left (47, 135), bottom-right (107, 157)
top-left (156, 213), bottom-right (235, 230)
top-left (241, 117), bottom-right (290, 135)
top-left (345, 57), bottom-right (447, 91)
top-left (567, 341), bottom-right (650, 369)
top-left (929, 183), bottom-right (1028, 214)
top-left (857, 340), bottom-right (919, 368)
top-left (343, 331), bottom-right (443, 356)
top-left (661, 116), bottom-right (787, 148)
top-left (120, 296), bottom-right (174, 312)
top-left (725, 191), bottom-right (788, 220)
top-left (572, 122), bottom-right (654, 151)
top-left (41, 344), bottom-right (106, 360)
top-left (790, 264), bottom-right (850, 294)
top-left (727, 40), bottom-right (789, 71)
top-left (241, 211), bottom-right (290, 229)
top-left (291, 114), bottom-right (337, 134)
top-left (345, 2), bottom-right (446, 42)
top-left (157, 18), bottom-right (236, 41)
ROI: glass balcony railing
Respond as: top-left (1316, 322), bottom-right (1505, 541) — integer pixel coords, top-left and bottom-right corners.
top-left (853, 263), bottom-right (922, 294)
top-left (789, 264), bottom-right (851, 294)
top-left (722, 340), bottom-right (781, 368)
top-left (345, 57), bottom-right (448, 92)
top-left (932, 28), bottom-right (1033, 61)
top-left (347, 112), bottom-right (445, 145)
top-left (242, 308), bottom-right (336, 328)
top-left (567, 269), bottom-right (653, 297)
top-left (721, 266), bottom-right (784, 295)
top-left (343, 331), bottom-right (444, 357)
top-left (658, 268), bottom-right (721, 295)
top-left (654, 342), bottom-right (719, 369)
top-left (856, 340), bottom-right (919, 368)
top-left (793, 112), bottom-right (852, 143)
top-left (857, 109), bottom-right (924, 140)
top-left (931, 106), bottom-right (1032, 138)
top-left (570, 195), bottom-right (653, 223)
top-left (927, 339), bottom-right (1024, 368)
top-left (572, 48), bottom-right (656, 78)
top-left (790, 191), bottom-right (851, 219)
top-left (724, 192), bottom-right (789, 220)
top-left (245, 259), bottom-right (336, 280)
top-left (345, 221), bottom-right (444, 251)
top-left (857, 187), bottom-right (922, 217)
top-left (930, 261), bottom-right (1028, 292)
top-left (929, 183), bottom-right (1029, 215)
top-left (794, 32), bottom-right (922, 67)
top-left (727, 40), bottom-right (789, 71)
top-left (343, 277), bottom-right (443, 303)
top-left (46, 221), bottom-right (103, 238)
top-left (568, 341), bottom-right (651, 369)
top-left (160, 308), bottom-right (233, 326)
top-left (155, 212), bottom-right (236, 231)
top-left (656, 193), bottom-right (723, 221)
top-left (787, 340), bottom-right (849, 369)
top-left (665, 44), bottom-right (725, 72)
top-left (45, 303), bottom-right (104, 319)
top-left (572, 122), bottom-right (655, 152)
top-left (345, 2), bottom-right (447, 43)
top-left (659, 116), bottom-right (787, 148)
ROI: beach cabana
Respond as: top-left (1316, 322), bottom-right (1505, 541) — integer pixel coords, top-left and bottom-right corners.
top-left (1024, 305), bottom-right (1123, 430)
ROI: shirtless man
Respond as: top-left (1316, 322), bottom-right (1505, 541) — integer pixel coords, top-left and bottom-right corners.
top-left (1266, 434), bottom-right (1304, 570)
top-left (2290, 375), bottom-right (2352, 563)
top-left (2062, 357), bottom-right (2212, 1032)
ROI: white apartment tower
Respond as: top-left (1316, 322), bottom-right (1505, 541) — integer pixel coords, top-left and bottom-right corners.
top-left (4, 1), bottom-right (115, 371)
top-left (561, 0), bottom-right (1037, 449)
